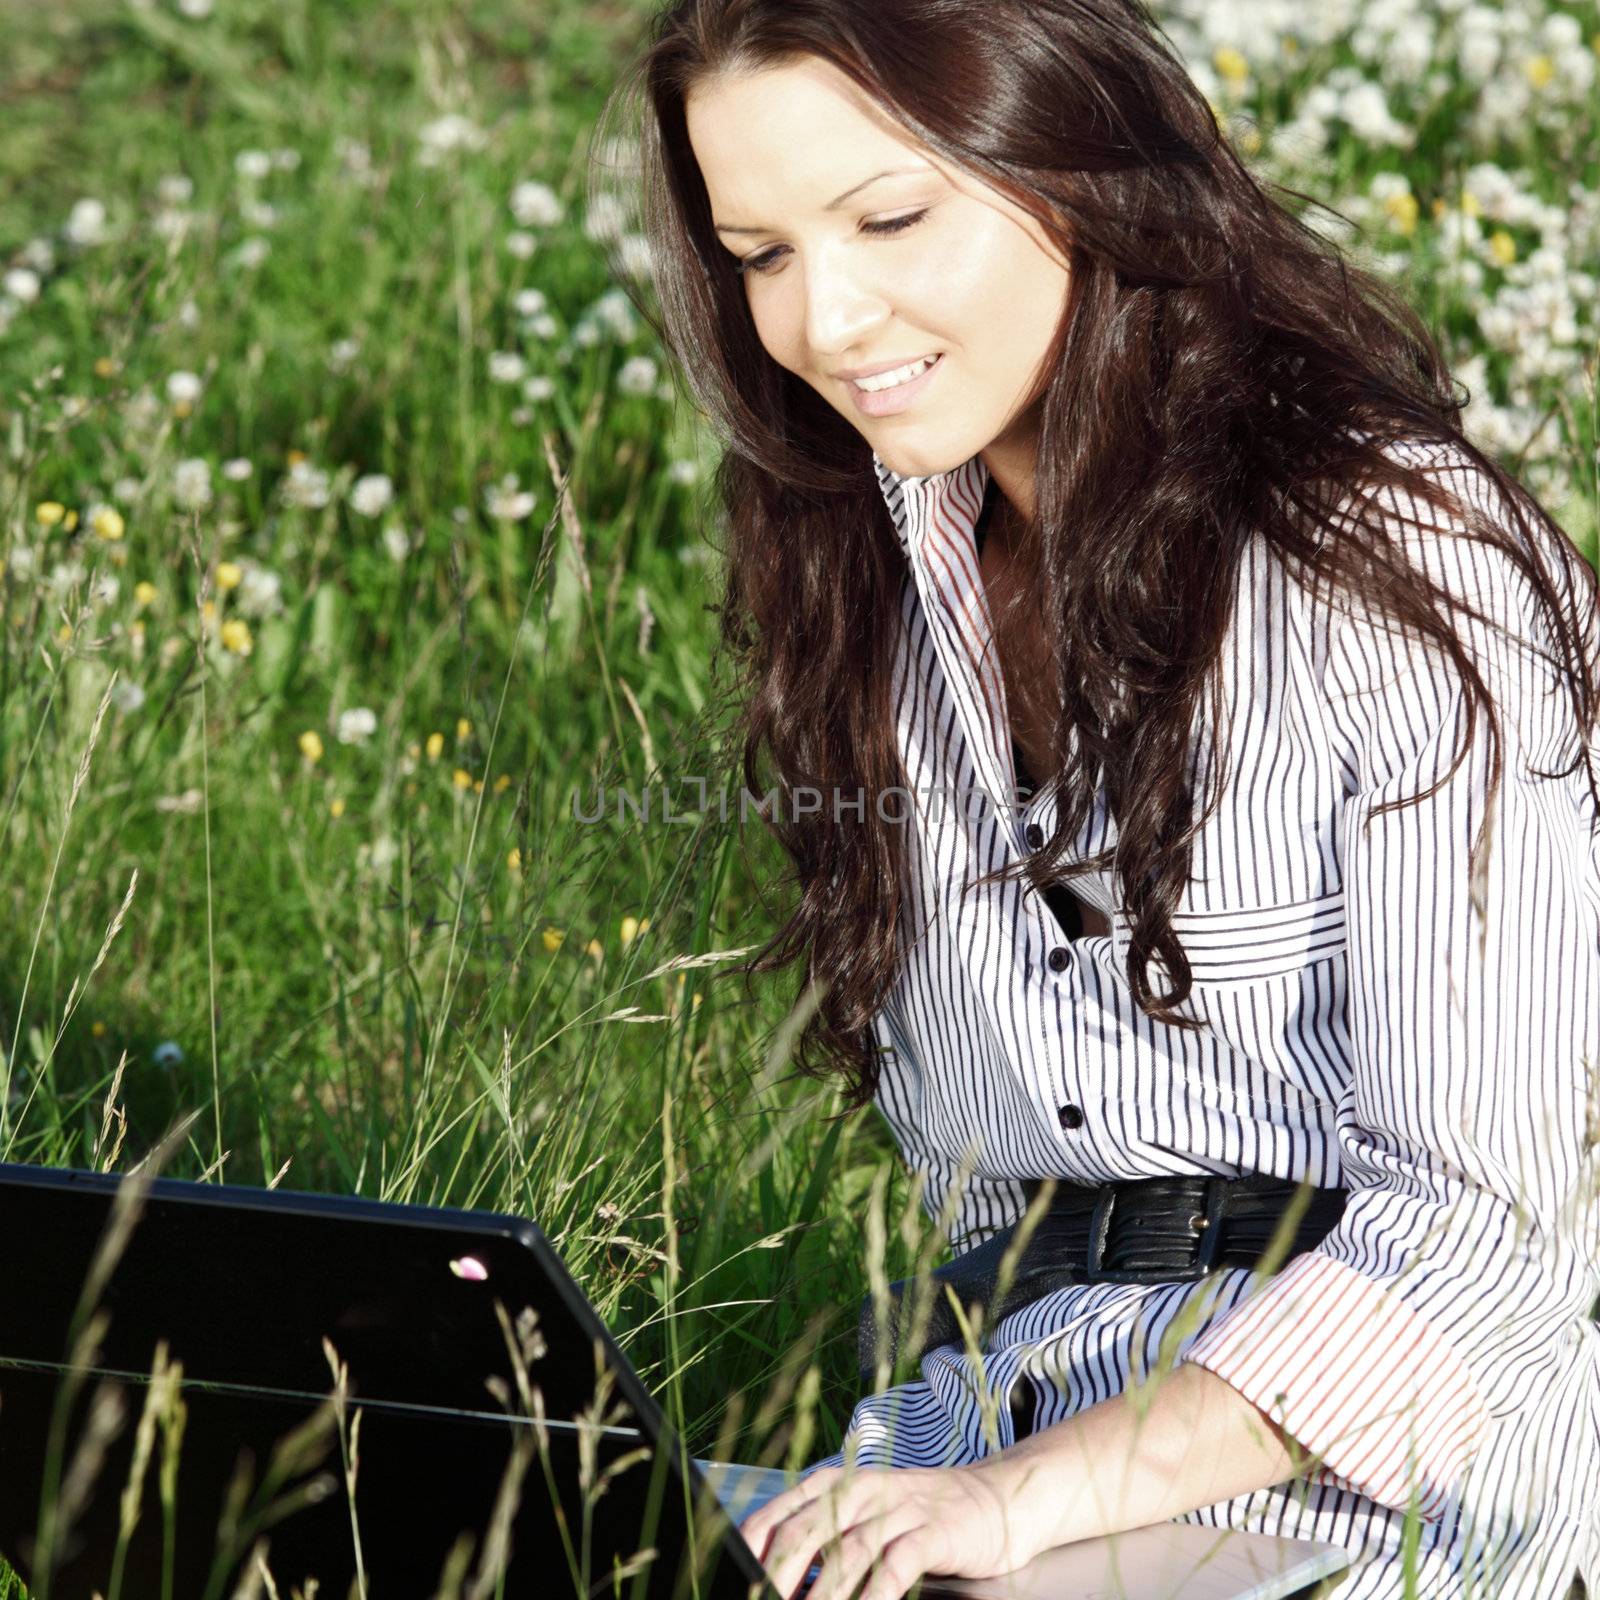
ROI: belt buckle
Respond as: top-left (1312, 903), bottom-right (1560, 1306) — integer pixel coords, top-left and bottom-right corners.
top-left (1085, 1177), bottom-right (1231, 1284)
top-left (1193, 1175), bottom-right (1230, 1273)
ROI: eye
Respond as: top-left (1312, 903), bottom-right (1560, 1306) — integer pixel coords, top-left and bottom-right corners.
top-left (735, 209), bottom-right (931, 278)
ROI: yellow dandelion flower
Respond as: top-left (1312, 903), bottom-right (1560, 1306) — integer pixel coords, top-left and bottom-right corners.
top-left (93, 356), bottom-right (118, 379)
top-left (1384, 192), bottom-right (1419, 236)
top-left (1524, 54), bottom-right (1554, 89)
top-left (286, 448), bottom-right (307, 467)
top-left (451, 767), bottom-right (473, 790)
top-left (91, 1020), bottom-right (107, 1038)
top-left (1281, 34), bottom-right (1299, 56)
top-left (56, 621), bottom-right (72, 644)
top-left (36, 501), bottom-right (66, 527)
top-left (134, 580), bottom-right (158, 607)
top-left (1460, 190), bottom-right (1482, 218)
top-left (542, 925), bottom-right (564, 952)
top-left (1431, 197), bottom-right (1449, 220)
top-left (585, 938), bottom-right (604, 961)
top-left (220, 618), bottom-right (253, 655)
top-left (92, 506), bottom-right (125, 542)
top-left (492, 773), bottom-right (511, 794)
top-left (1213, 45), bottom-right (1250, 84)
top-left (200, 598), bottom-right (217, 628)
top-left (456, 717), bottom-right (472, 740)
top-left (173, 399), bottom-right (193, 419)
top-left (425, 731), bottom-right (444, 760)
top-left (329, 796), bottom-right (346, 818)
top-left (63, 509), bottom-right (79, 533)
top-left (508, 847), bottom-right (523, 874)
top-left (1488, 229), bottom-right (1517, 268)
top-left (472, 778), bottom-right (483, 794)
top-left (620, 915), bottom-right (652, 947)
top-left (216, 561), bottom-right (243, 591)
top-left (299, 730), bottom-right (324, 763)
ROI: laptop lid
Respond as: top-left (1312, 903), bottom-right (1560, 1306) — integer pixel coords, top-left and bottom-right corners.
top-left (0, 1160), bottom-right (771, 1600)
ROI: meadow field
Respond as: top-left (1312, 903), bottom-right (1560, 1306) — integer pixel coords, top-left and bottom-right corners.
top-left (0, 0), bottom-right (1596, 1592)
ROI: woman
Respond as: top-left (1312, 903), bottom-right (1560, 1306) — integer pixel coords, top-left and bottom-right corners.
top-left (597, 2), bottom-right (1600, 1596)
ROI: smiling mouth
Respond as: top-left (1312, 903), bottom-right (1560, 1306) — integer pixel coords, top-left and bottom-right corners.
top-left (847, 353), bottom-right (942, 392)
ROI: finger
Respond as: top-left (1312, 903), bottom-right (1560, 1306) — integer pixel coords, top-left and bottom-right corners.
top-left (803, 1506), bottom-right (928, 1600)
top-left (857, 1528), bottom-right (938, 1600)
top-left (737, 1466), bottom-right (844, 1562)
top-left (763, 1487), bottom-right (919, 1600)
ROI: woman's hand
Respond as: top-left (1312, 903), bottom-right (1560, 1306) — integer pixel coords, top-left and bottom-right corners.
top-left (736, 1458), bottom-right (1048, 1600)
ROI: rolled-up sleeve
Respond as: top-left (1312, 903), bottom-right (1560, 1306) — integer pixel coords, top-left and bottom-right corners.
top-left (1179, 457), bottom-right (1600, 1521)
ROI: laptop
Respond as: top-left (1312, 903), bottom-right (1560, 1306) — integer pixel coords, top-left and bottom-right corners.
top-left (0, 1161), bottom-right (1350, 1599)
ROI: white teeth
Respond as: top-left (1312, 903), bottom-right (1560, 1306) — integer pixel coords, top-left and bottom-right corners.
top-left (853, 354), bottom-right (938, 393)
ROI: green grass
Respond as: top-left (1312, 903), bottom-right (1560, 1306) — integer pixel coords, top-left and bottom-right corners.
top-left (0, 0), bottom-right (1596, 1594)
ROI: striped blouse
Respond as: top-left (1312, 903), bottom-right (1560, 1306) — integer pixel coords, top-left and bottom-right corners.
top-left (808, 436), bottom-right (1600, 1600)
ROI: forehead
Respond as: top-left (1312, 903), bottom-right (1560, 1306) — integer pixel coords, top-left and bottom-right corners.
top-left (685, 56), bottom-right (935, 209)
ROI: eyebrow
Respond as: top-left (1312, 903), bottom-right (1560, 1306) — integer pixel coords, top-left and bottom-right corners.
top-left (712, 164), bottom-right (932, 235)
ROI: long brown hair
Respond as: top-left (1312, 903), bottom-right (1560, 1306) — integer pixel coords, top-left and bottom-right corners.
top-left (593, 0), bottom-right (1600, 1112)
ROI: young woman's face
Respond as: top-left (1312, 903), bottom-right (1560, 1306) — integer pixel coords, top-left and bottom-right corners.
top-left (686, 55), bottom-right (1071, 486)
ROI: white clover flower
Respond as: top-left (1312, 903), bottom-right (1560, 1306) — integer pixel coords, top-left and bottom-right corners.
top-left (8, 547), bottom-right (37, 581)
top-left (329, 336), bottom-right (361, 372)
top-left (505, 231), bottom-right (537, 260)
top-left (177, 0), bottom-right (214, 16)
top-left (281, 459), bottom-right (332, 509)
top-left (4, 267), bottom-right (41, 304)
top-left (167, 370), bottom-right (204, 405)
top-left (21, 236), bottom-right (55, 273)
top-left (526, 312), bottom-right (559, 340)
top-left (349, 473), bottom-right (395, 517)
top-left (112, 679), bottom-right (147, 713)
top-left (239, 200), bottom-right (278, 229)
top-left (488, 351), bottom-right (527, 384)
top-left (522, 375), bottom-right (555, 402)
top-left (177, 298), bottom-right (201, 330)
top-left (48, 559), bottom-right (87, 596)
top-left (235, 149), bottom-right (273, 181)
top-left (65, 198), bottom-right (109, 247)
top-left (512, 288), bottom-right (547, 317)
top-left (484, 474), bottom-right (537, 521)
top-left (157, 174), bottom-right (195, 205)
top-left (572, 322), bottom-right (601, 349)
top-left (616, 232), bottom-right (655, 281)
top-left (222, 457), bottom-right (253, 481)
top-left (113, 476), bottom-right (142, 501)
top-left (417, 114), bottom-right (487, 166)
top-left (591, 287), bottom-right (638, 340)
top-left (381, 523), bottom-right (411, 563)
top-left (337, 706), bottom-right (379, 745)
top-left (90, 572), bottom-right (120, 608)
top-left (173, 458), bottom-right (213, 511)
top-left (583, 192), bottom-right (629, 243)
top-left (153, 209), bottom-right (194, 241)
top-left (510, 180), bottom-right (563, 227)
top-left (272, 147), bottom-right (301, 172)
top-left (370, 835), bottom-right (400, 872)
top-left (666, 459), bottom-right (698, 486)
top-left (616, 355), bottom-right (658, 396)
top-left (230, 238), bottom-right (271, 270)
top-left (236, 561), bottom-right (284, 618)
top-left (335, 138), bottom-right (373, 178)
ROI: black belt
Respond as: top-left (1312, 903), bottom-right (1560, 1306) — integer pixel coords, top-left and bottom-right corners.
top-left (857, 1172), bottom-right (1350, 1391)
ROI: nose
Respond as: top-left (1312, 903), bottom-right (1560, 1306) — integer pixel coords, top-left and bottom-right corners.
top-left (803, 250), bottom-right (890, 365)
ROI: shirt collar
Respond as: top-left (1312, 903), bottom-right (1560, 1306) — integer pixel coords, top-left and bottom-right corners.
top-left (871, 448), bottom-right (992, 558)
